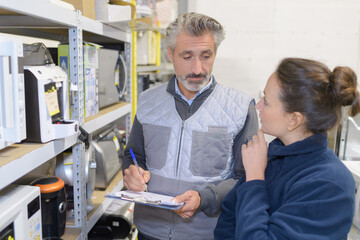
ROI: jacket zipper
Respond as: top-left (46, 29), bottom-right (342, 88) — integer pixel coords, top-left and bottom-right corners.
top-left (175, 120), bottom-right (185, 177)
top-left (169, 120), bottom-right (185, 240)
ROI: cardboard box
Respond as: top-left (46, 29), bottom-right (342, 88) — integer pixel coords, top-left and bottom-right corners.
top-left (58, 43), bottom-right (99, 117)
top-left (95, 0), bottom-right (131, 22)
top-left (62, 0), bottom-right (96, 19)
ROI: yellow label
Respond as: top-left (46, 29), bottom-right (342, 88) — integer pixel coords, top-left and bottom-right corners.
top-left (113, 136), bottom-right (120, 151)
top-left (45, 88), bottom-right (60, 116)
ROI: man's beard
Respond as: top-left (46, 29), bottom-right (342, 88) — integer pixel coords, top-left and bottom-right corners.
top-left (178, 73), bottom-right (211, 92)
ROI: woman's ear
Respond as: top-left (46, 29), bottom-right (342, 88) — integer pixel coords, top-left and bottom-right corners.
top-left (287, 112), bottom-right (304, 132)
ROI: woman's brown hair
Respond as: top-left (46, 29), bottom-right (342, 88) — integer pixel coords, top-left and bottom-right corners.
top-left (276, 58), bottom-right (360, 134)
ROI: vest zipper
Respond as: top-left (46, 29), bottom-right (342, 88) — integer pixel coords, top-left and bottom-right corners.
top-left (175, 120), bottom-right (185, 177)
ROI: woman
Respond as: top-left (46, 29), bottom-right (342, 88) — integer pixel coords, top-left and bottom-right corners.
top-left (214, 58), bottom-right (360, 239)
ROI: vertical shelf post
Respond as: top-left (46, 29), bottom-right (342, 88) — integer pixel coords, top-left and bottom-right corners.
top-left (125, 41), bottom-right (132, 142)
top-left (69, 10), bottom-right (86, 234)
top-left (338, 107), bottom-right (350, 160)
top-left (131, 30), bottom-right (137, 122)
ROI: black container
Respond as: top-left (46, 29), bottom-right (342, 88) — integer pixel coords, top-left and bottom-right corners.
top-left (32, 176), bottom-right (66, 239)
top-left (88, 201), bottom-right (134, 239)
top-left (88, 214), bottom-right (132, 239)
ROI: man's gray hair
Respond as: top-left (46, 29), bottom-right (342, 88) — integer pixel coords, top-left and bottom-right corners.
top-left (166, 12), bottom-right (225, 52)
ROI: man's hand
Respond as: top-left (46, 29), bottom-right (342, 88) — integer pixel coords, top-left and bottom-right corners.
top-left (123, 165), bottom-right (150, 192)
top-left (172, 190), bottom-right (201, 218)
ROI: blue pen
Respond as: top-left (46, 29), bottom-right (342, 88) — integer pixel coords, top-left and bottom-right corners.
top-left (129, 148), bottom-right (147, 191)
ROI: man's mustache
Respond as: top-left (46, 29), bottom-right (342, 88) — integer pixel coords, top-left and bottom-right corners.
top-left (185, 73), bottom-right (207, 79)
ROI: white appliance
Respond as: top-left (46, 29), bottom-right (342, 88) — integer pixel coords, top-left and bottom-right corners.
top-left (98, 48), bottom-right (127, 109)
top-left (0, 185), bottom-right (42, 240)
top-left (342, 161), bottom-right (360, 229)
top-left (24, 64), bottom-right (78, 143)
top-left (0, 35), bottom-right (26, 150)
top-left (338, 116), bottom-right (360, 161)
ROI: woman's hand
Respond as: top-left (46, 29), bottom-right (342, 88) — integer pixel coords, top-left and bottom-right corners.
top-left (242, 129), bottom-right (268, 182)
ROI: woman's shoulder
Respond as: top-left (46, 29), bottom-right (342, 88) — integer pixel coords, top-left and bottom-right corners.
top-left (294, 150), bottom-right (355, 192)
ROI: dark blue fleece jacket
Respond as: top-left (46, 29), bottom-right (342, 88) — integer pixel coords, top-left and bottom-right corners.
top-left (214, 133), bottom-right (355, 240)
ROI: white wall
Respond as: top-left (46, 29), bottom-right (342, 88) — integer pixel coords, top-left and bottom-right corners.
top-left (186, 0), bottom-right (360, 101)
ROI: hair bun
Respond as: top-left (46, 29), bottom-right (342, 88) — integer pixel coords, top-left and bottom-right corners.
top-left (332, 67), bottom-right (357, 105)
top-left (332, 66), bottom-right (360, 116)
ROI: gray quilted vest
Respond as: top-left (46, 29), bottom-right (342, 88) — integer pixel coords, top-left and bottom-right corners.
top-left (135, 82), bottom-right (252, 240)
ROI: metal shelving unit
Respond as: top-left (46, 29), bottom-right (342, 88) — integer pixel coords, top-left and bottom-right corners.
top-left (0, 134), bottom-right (78, 190)
top-left (0, 0), bottom-right (132, 239)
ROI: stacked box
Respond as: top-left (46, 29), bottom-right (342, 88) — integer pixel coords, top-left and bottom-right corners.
top-left (95, 0), bottom-right (132, 22)
top-left (61, 0), bottom-right (96, 20)
top-left (58, 43), bottom-right (99, 117)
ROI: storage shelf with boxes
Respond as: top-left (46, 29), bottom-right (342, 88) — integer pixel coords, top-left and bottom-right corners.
top-left (0, 0), bottom-right (133, 239)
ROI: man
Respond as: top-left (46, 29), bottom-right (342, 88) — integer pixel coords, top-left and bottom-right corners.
top-left (122, 12), bottom-right (258, 240)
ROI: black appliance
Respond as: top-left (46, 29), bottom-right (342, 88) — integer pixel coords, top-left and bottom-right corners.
top-left (32, 176), bottom-right (66, 239)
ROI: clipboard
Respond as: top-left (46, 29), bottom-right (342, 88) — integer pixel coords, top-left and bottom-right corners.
top-left (106, 190), bottom-right (185, 210)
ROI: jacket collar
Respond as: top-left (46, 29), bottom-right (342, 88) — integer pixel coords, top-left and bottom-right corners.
top-left (267, 133), bottom-right (329, 162)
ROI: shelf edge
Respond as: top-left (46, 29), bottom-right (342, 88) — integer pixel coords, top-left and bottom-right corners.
top-left (83, 103), bottom-right (131, 133)
top-left (0, 134), bottom-right (78, 190)
top-left (0, 0), bottom-right (77, 28)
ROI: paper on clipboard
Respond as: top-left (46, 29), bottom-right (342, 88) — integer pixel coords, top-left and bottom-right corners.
top-left (106, 190), bottom-right (185, 210)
